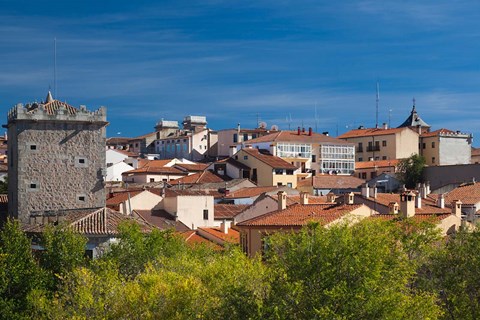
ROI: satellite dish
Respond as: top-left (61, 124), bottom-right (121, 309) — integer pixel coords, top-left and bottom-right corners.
top-left (259, 121), bottom-right (267, 129)
top-left (271, 125), bottom-right (279, 131)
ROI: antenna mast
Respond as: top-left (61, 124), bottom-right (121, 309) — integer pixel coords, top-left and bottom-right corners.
top-left (314, 102), bottom-right (318, 133)
top-left (375, 81), bottom-right (379, 128)
top-left (54, 37), bottom-right (57, 98)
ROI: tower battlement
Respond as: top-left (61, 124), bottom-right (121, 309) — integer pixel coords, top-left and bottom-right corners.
top-left (7, 102), bottom-right (107, 123)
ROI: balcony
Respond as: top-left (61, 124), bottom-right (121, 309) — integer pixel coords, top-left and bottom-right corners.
top-left (366, 145), bottom-right (380, 152)
top-left (356, 147), bottom-right (363, 152)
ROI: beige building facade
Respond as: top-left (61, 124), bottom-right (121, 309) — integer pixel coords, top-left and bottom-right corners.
top-left (420, 129), bottom-right (472, 166)
top-left (337, 126), bottom-right (419, 162)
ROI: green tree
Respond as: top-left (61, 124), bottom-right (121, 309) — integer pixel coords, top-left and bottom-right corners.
top-left (396, 154), bottom-right (426, 189)
top-left (0, 177), bottom-right (7, 194)
top-left (264, 220), bottom-right (442, 319)
top-left (39, 225), bottom-right (88, 292)
top-left (0, 219), bottom-right (42, 320)
top-left (427, 230), bottom-right (480, 320)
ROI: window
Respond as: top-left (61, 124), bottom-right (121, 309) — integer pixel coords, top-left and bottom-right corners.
top-left (244, 155), bottom-right (248, 160)
top-left (357, 142), bottom-right (363, 152)
top-left (30, 145), bottom-right (37, 150)
top-left (243, 133), bottom-right (248, 141)
top-left (277, 182), bottom-right (283, 186)
top-left (422, 143), bottom-right (426, 149)
top-left (75, 157), bottom-right (88, 168)
top-left (382, 156), bottom-right (387, 160)
top-left (432, 157), bottom-right (436, 164)
top-left (252, 134), bottom-right (257, 139)
top-left (78, 158), bottom-right (85, 164)
top-left (361, 172), bottom-right (367, 179)
top-left (286, 170), bottom-right (294, 175)
top-left (203, 209), bottom-right (209, 220)
top-left (30, 183), bottom-right (37, 189)
top-left (312, 155), bottom-right (316, 162)
top-left (274, 169), bottom-right (283, 174)
top-left (77, 195), bottom-right (86, 202)
top-left (311, 170), bottom-right (316, 176)
top-left (382, 140), bottom-right (387, 147)
top-left (432, 141), bottom-right (435, 148)
top-left (371, 172), bottom-right (377, 179)
top-left (150, 178), bottom-right (155, 182)
top-left (358, 157), bottom-right (363, 162)
top-left (287, 183), bottom-right (293, 188)
top-left (233, 134), bottom-right (238, 143)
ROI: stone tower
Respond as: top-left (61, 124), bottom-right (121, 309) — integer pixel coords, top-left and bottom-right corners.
top-left (5, 92), bottom-right (108, 223)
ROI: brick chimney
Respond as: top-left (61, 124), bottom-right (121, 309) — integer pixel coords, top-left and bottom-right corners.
top-left (388, 202), bottom-right (399, 214)
top-left (278, 191), bottom-right (287, 211)
top-left (308, 127), bottom-right (312, 136)
top-left (344, 192), bottom-right (355, 205)
top-left (451, 200), bottom-right (462, 218)
top-left (300, 192), bottom-right (309, 205)
top-left (400, 191), bottom-right (416, 218)
top-left (361, 183), bottom-right (370, 198)
top-left (297, 127), bottom-right (301, 135)
top-left (327, 193), bottom-right (336, 203)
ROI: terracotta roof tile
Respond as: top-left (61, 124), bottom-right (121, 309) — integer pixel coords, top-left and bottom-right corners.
top-left (106, 190), bottom-right (144, 206)
top-left (24, 207), bottom-right (154, 235)
top-left (133, 209), bottom-right (190, 232)
top-left (164, 188), bottom-right (223, 198)
top-left (445, 182), bottom-right (480, 205)
top-left (287, 195), bottom-right (330, 204)
top-left (420, 128), bottom-right (456, 138)
top-left (123, 166), bottom-right (186, 175)
top-left (180, 231), bottom-right (222, 250)
top-left (472, 148), bottom-right (480, 156)
top-left (237, 203), bottom-right (363, 227)
top-left (197, 227), bottom-right (240, 244)
top-left (239, 148), bottom-right (297, 169)
top-left (355, 159), bottom-right (400, 170)
top-left (360, 193), bottom-right (451, 214)
top-left (214, 204), bottom-right (249, 219)
top-left (225, 186), bottom-right (282, 199)
top-left (169, 171), bottom-right (228, 185)
top-left (337, 127), bottom-right (412, 139)
top-left (173, 163), bottom-right (210, 172)
top-left (26, 100), bottom-right (78, 116)
top-left (297, 175), bottom-right (365, 189)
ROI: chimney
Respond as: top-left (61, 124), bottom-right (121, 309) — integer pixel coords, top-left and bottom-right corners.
top-left (426, 181), bottom-right (431, 195)
top-left (220, 219), bottom-right (231, 234)
top-left (327, 193), bottom-right (336, 203)
top-left (308, 127), bottom-right (312, 136)
top-left (382, 122), bottom-right (388, 130)
top-left (278, 191), bottom-right (287, 211)
top-left (302, 127), bottom-right (305, 133)
top-left (297, 127), bottom-right (301, 135)
top-left (437, 194), bottom-right (445, 208)
top-left (415, 191), bottom-right (422, 209)
top-left (269, 144), bottom-right (277, 156)
top-left (344, 192), bottom-right (355, 205)
top-left (388, 202), bottom-right (399, 214)
top-left (361, 183), bottom-right (370, 198)
top-left (451, 200), bottom-right (462, 218)
top-left (300, 192), bottom-right (309, 205)
top-left (421, 183), bottom-right (427, 199)
top-left (369, 184), bottom-right (377, 199)
top-left (229, 145), bottom-right (237, 157)
top-left (400, 191), bottom-right (416, 218)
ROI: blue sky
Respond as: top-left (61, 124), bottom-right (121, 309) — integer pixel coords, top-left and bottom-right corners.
top-left (1, 0), bottom-right (480, 146)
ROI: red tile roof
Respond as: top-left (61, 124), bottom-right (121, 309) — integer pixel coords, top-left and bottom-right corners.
top-left (360, 193), bottom-right (451, 214)
top-left (123, 166), bottom-right (186, 175)
top-left (173, 163), bottom-right (210, 172)
top-left (27, 100), bottom-right (78, 116)
top-left (106, 190), bottom-right (144, 206)
top-left (371, 213), bottom-right (451, 223)
top-left (25, 207), bottom-right (154, 235)
top-left (214, 204), bottom-right (249, 219)
top-left (445, 182), bottom-right (480, 205)
top-left (133, 209), bottom-right (190, 232)
top-left (420, 128), bottom-right (456, 138)
top-left (114, 149), bottom-right (139, 157)
top-left (180, 231), bottom-right (222, 250)
top-left (355, 159), bottom-right (400, 170)
top-left (287, 195), bottom-right (330, 204)
top-left (245, 130), bottom-right (353, 145)
top-left (237, 203), bottom-right (363, 227)
top-left (337, 127), bottom-right (411, 139)
top-left (164, 188), bottom-right (223, 198)
top-left (225, 186), bottom-right (282, 199)
top-left (297, 175), bottom-right (365, 189)
top-left (239, 148), bottom-right (297, 169)
top-left (169, 170), bottom-right (228, 185)
top-left (197, 227), bottom-right (240, 244)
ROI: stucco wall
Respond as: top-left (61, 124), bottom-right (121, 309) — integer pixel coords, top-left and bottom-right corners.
top-left (424, 164), bottom-right (480, 191)
top-left (438, 136), bottom-right (471, 165)
top-left (175, 195), bottom-right (215, 229)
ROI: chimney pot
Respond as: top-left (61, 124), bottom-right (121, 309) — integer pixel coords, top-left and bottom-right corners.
top-left (278, 191), bottom-right (287, 210)
top-left (300, 192), bottom-right (309, 205)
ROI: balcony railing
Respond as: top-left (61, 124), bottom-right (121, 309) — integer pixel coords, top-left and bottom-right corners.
top-left (366, 145), bottom-right (380, 152)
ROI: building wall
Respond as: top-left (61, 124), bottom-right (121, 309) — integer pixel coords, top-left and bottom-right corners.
top-left (174, 195), bottom-right (215, 229)
top-left (122, 172), bottom-right (186, 183)
top-left (395, 129), bottom-right (419, 159)
top-left (106, 149), bottom-right (129, 166)
top-left (234, 196), bottom-right (278, 224)
top-left (438, 135), bottom-right (472, 166)
top-left (8, 119), bottom-right (106, 222)
top-left (118, 191), bottom-right (163, 214)
top-left (420, 136), bottom-right (439, 166)
top-left (106, 162), bottom-right (134, 181)
top-left (423, 164), bottom-right (480, 191)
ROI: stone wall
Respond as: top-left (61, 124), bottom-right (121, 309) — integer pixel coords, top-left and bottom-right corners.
top-left (8, 120), bottom-right (106, 222)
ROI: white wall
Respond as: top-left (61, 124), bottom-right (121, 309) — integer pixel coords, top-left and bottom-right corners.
top-left (106, 149), bottom-right (129, 166)
top-left (174, 195), bottom-right (215, 229)
top-left (118, 191), bottom-right (163, 214)
top-left (106, 162), bottom-right (134, 181)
